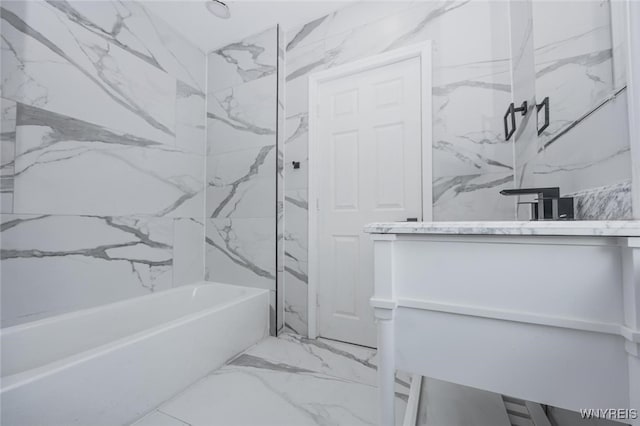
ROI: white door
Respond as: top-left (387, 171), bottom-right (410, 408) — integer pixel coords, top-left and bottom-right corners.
top-left (317, 56), bottom-right (423, 347)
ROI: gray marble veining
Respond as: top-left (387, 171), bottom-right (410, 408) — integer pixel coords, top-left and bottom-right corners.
top-left (0, 0), bottom-right (206, 326)
top-left (0, 214), bottom-right (175, 326)
top-left (207, 27), bottom-right (277, 94)
top-left (283, 189), bottom-right (308, 334)
top-left (1, 98), bottom-right (16, 213)
top-left (205, 25), bottom-right (279, 332)
top-left (215, 42), bottom-right (275, 83)
top-left (43, 0), bottom-right (166, 70)
top-left (516, 88), bottom-right (631, 217)
top-left (433, 174), bottom-right (513, 204)
top-left (42, 0), bottom-right (205, 91)
top-left (206, 74), bottom-right (277, 156)
top-left (205, 222), bottom-right (275, 281)
top-left (229, 353), bottom-right (319, 375)
top-left (207, 145), bottom-right (276, 219)
top-left (432, 173), bottom-right (516, 221)
top-left (205, 217), bottom-right (276, 293)
top-left (139, 334), bottom-right (410, 426)
top-left (1, 4), bottom-right (176, 139)
top-left (1, 215), bottom-right (171, 268)
top-left (16, 103), bottom-right (162, 149)
top-left (175, 80), bottom-right (206, 155)
top-left (207, 104), bottom-right (275, 137)
top-left (13, 104), bottom-right (204, 217)
top-left (532, 0), bottom-right (615, 149)
top-left (569, 180), bottom-right (633, 221)
top-left (364, 220), bottom-right (640, 237)
top-left (384, 0), bottom-right (472, 52)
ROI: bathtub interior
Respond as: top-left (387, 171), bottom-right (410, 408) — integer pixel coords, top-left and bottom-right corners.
top-left (1, 282), bottom-right (265, 379)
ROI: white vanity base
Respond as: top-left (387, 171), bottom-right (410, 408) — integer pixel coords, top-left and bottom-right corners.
top-left (368, 222), bottom-right (640, 426)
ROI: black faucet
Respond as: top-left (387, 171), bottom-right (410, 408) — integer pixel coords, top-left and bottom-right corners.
top-left (500, 187), bottom-right (574, 220)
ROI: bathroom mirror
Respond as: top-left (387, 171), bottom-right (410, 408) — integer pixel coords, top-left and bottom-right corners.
top-left (512, 0), bottom-right (632, 221)
top-left (532, 0), bottom-right (625, 147)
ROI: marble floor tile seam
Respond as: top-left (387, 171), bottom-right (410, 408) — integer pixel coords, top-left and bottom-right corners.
top-left (224, 352), bottom-right (411, 403)
top-left (279, 333), bottom-right (378, 359)
top-left (223, 355), bottom-right (381, 389)
top-left (183, 363), bottom-right (410, 409)
top-left (155, 357), bottom-right (409, 426)
top-left (138, 337), bottom-right (410, 426)
top-left (156, 409), bottom-right (193, 426)
top-left (167, 333), bottom-right (393, 394)
top-left (270, 334), bottom-right (411, 391)
top-left (246, 334), bottom-right (384, 387)
top-left (131, 350), bottom-right (256, 425)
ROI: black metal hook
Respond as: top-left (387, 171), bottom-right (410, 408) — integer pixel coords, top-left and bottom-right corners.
top-left (536, 97), bottom-right (550, 136)
top-left (504, 100), bottom-right (528, 141)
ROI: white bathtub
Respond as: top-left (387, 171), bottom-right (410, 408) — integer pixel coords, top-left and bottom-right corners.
top-left (0, 281), bottom-right (269, 426)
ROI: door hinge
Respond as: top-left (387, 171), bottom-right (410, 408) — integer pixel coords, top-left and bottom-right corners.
top-left (316, 198), bottom-right (320, 211)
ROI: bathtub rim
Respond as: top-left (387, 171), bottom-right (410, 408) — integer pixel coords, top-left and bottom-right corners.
top-left (1, 281), bottom-right (254, 336)
top-left (1, 282), bottom-right (269, 391)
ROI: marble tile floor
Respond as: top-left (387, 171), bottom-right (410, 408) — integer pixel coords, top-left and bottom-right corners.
top-left (131, 333), bottom-right (410, 426)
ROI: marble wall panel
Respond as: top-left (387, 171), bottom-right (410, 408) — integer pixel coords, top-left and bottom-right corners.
top-left (277, 270), bottom-right (285, 333)
top-left (205, 26), bottom-right (279, 334)
top-left (610, 0), bottom-right (628, 90)
top-left (283, 189), bottom-right (308, 334)
top-left (284, 113), bottom-right (309, 192)
top-left (176, 81), bottom-right (206, 155)
top-left (205, 217), bottom-right (276, 292)
top-left (1, 1), bottom-right (177, 146)
top-left (1, 98), bottom-right (16, 213)
top-left (12, 104), bottom-right (205, 217)
top-left (0, 214), bottom-right (173, 327)
top-left (516, 87), bottom-right (631, 220)
top-left (0, 0), bottom-right (207, 327)
top-left (173, 218), bottom-right (205, 287)
top-left (514, 1), bottom-right (630, 218)
top-left (207, 26), bottom-right (278, 94)
top-left (286, 1), bottom-right (415, 52)
top-left (36, 1), bottom-right (206, 91)
top-left (207, 75), bottom-right (277, 156)
top-left (532, 0), bottom-right (615, 148)
top-left (433, 172), bottom-right (516, 221)
top-left (207, 146), bottom-right (277, 219)
top-left (119, 2), bottom-right (206, 92)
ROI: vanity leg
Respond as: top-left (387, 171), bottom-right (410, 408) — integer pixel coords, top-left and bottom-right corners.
top-left (622, 238), bottom-right (640, 425)
top-left (628, 347), bottom-right (640, 426)
top-left (376, 308), bottom-right (395, 426)
top-left (371, 235), bottom-right (398, 425)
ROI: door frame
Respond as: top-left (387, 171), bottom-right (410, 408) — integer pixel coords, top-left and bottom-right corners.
top-left (307, 41), bottom-right (433, 339)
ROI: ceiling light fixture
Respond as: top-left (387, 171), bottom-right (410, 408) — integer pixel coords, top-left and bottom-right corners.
top-left (206, 0), bottom-right (230, 19)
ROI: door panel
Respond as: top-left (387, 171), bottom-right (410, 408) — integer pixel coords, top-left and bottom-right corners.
top-left (317, 56), bottom-right (423, 347)
top-left (332, 131), bottom-right (359, 210)
top-left (374, 122), bottom-right (406, 209)
top-left (332, 235), bottom-right (360, 318)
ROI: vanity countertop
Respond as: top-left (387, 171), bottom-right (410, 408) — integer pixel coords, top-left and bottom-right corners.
top-left (364, 220), bottom-right (640, 237)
